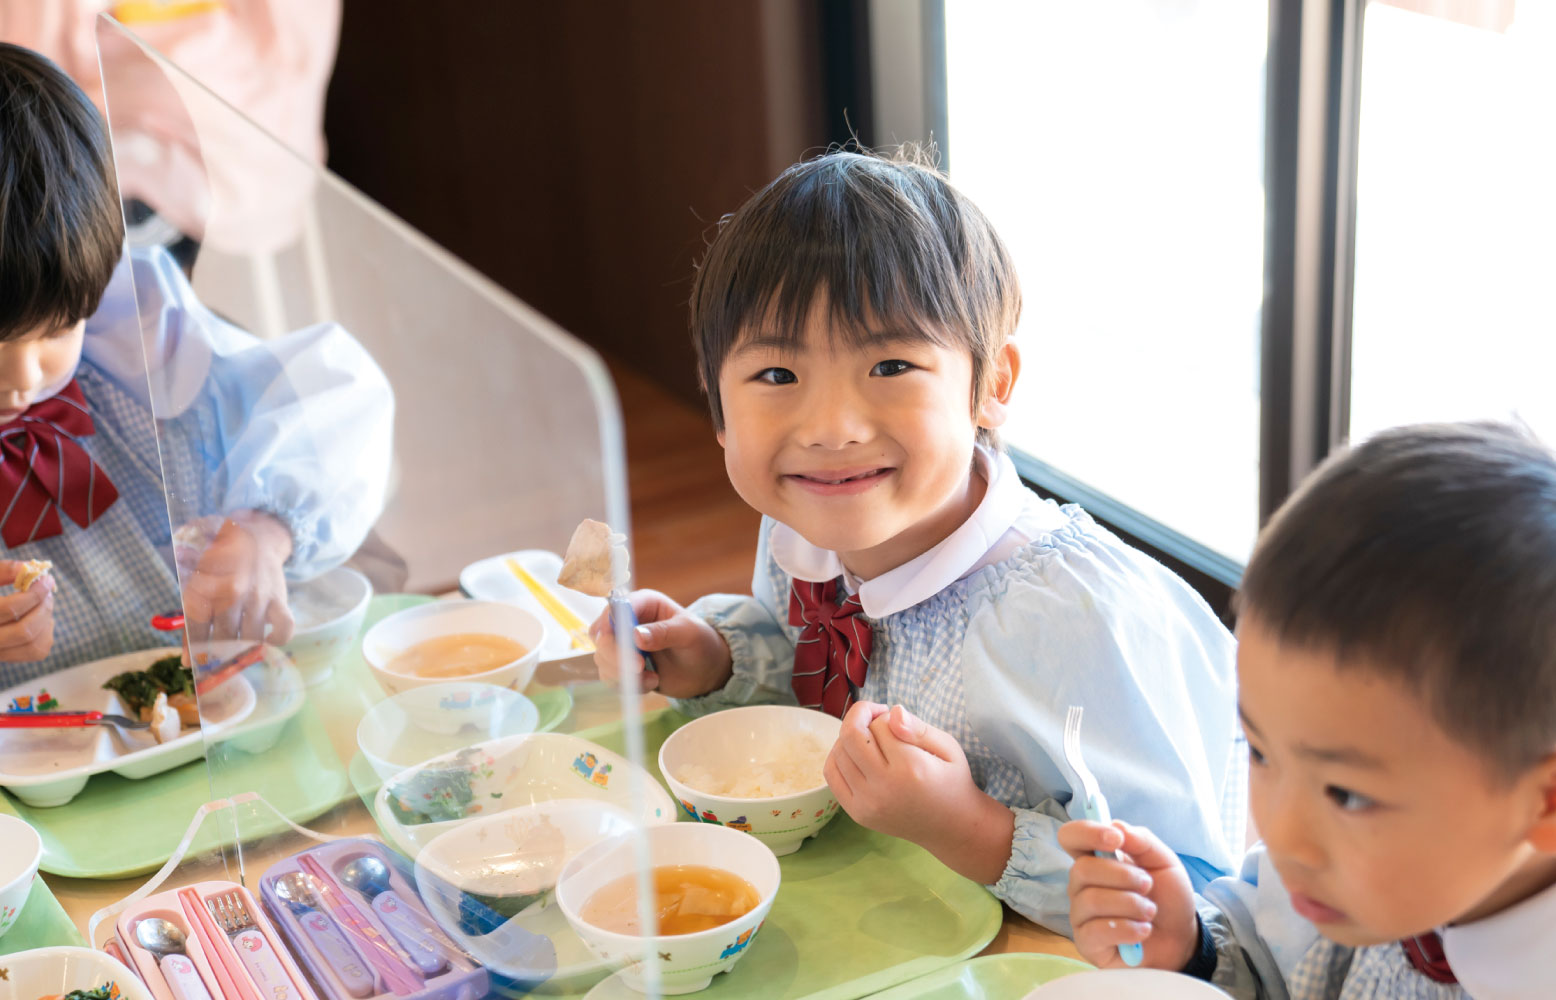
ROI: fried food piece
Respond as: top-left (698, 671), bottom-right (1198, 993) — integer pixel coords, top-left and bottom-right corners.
top-left (558, 518), bottom-right (627, 597)
top-left (14, 558), bottom-right (52, 591)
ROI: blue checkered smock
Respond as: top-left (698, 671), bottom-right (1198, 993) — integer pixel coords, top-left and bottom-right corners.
top-left (675, 494), bottom-right (1247, 934)
top-left (0, 248), bottom-right (392, 689)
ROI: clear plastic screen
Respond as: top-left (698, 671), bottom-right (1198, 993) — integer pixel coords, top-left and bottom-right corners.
top-left (94, 14), bottom-right (669, 997)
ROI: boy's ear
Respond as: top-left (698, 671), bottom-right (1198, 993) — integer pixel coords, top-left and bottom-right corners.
top-left (716, 428), bottom-right (727, 449)
top-left (976, 341), bottom-right (1021, 430)
top-left (1525, 752), bottom-right (1556, 853)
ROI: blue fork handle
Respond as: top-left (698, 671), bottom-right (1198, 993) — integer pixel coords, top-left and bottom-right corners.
top-left (1082, 797), bottom-right (1145, 967)
top-left (608, 595), bottom-right (657, 674)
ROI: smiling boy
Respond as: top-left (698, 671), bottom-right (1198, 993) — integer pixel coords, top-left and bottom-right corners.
top-left (594, 149), bottom-right (1246, 930)
top-left (1062, 422), bottom-right (1556, 998)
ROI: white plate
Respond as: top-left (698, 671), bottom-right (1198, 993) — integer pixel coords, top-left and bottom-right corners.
top-left (0, 946), bottom-right (155, 1000)
top-left (0, 646), bottom-right (307, 808)
top-left (1021, 969), bottom-right (1232, 999)
top-left (458, 550), bottom-right (606, 664)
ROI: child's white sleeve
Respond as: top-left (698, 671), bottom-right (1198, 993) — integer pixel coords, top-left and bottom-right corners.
top-left (116, 248), bottom-right (394, 580)
top-left (671, 518), bottom-right (799, 715)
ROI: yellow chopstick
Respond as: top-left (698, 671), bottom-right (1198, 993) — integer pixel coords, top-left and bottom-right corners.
top-left (506, 558), bottom-right (596, 651)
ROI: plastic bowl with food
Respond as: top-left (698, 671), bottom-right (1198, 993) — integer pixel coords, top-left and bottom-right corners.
top-left (356, 681), bottom-right (541, 779)
top-left (0, 812), bottom-right (42, 939)
top-left (556, 822), bottom-right (781, 994)
top-left (659, 705), bottom-right (842, 855)
top-left (362, 599), bottom-right (547, 698)
top-left (281, 566), bottom-right (373, 685)
top-left (0, 946), bottom-right (155, 1000)
top-left (373, 731), bottom-right (675, 857)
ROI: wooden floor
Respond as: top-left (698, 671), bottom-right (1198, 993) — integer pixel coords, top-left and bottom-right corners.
top-left (611, 362), bottom-right (761, 605)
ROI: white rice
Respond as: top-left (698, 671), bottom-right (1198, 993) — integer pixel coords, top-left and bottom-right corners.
top-left (675, 732), bottom-right (829, 798)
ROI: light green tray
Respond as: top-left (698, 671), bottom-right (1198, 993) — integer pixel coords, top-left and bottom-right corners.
top-left (1, 700), bottom-right (350, 880)
top-left (0, 595), bottom-right (422, 879)
top-left (0, 876), bottom-right (87, 956)
top-left (566, 709), bottom-right (1005, 1000)
top-left (861, 955), bottom-right (1093, 1000)
top-left (4, 594), bottom-right (578, 880)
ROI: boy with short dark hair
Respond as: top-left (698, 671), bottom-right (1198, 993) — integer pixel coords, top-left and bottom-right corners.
top-left (595, 149), bottom-right (1246, 930)
top-left (1062, 421), bottom-right (1556, 997)
top-left (0, 42), bottom-right (391, 684)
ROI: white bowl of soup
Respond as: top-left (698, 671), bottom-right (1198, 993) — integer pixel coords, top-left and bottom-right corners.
top-left (556, 823), bottom-right (781, 994)
top-left (361, 599), bottom-right (548, 698)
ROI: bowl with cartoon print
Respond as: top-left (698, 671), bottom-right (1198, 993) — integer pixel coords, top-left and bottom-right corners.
top-left (373, 731), bottom-right (675, 857)
top-left (658, 705), bottom-right (843, 855)
top-left (555, 822), bottom-right (781, 994)
top-left (0, 813), bottom-right (42, 940)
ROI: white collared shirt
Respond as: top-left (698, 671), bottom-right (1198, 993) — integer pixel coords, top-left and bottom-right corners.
top-left (1442, 877), bottom-right (1556, 999)
top-left (768, 445), bottom-right (1067, 618)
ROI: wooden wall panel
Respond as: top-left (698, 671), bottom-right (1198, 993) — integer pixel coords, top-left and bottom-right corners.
top-left (324, 0), bottom-right (827, 404)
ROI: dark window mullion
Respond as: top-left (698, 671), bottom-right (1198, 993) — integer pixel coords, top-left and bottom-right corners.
top-left (1261, 0), bottom-right (1365, 526)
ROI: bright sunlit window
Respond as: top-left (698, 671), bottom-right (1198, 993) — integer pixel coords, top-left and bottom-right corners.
top-left (943, 1), bottom-right (1269, 563)
top-left (1349, 1), bottom-right (1556, 444)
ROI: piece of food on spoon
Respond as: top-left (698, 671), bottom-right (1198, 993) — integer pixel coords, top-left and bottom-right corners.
top-left (557, 518), bottom-right (627, 597)
top-left (13, 558), bottom-right (52, 591)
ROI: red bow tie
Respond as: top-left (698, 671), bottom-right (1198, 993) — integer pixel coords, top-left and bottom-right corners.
top-left (1401, 931), bottom-right (1457, 985)
top-left (0, 380), bottom-right (119, 548)
top-left (788, 577), bottom-right (872, 718)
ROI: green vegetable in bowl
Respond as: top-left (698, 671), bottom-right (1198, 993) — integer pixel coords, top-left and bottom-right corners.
top-left (386, 746), bottom-right (504, 825)
top-left (39, 983), bottom-right (120, 1000)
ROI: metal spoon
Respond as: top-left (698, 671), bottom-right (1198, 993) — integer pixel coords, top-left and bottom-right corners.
top-left (134, 917), bottom-right (213, 1000)
top-left (338, 856), bottom-right (449, 974)
top-left (273, 873), bottom-right (376, 998)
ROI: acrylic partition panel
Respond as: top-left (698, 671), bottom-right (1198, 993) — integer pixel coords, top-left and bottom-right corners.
top-left (93, 15), bottom-right (675, 997)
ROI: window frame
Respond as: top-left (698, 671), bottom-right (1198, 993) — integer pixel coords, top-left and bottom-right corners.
top-left (866, 0), bottom-right (1368, 613)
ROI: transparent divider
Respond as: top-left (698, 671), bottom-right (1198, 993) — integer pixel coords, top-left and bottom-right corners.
top-left (95, 14), bottom-right (669, 997)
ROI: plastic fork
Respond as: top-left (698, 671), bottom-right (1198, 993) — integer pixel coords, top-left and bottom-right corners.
top-left (0, 710), bottom-right (148, 730)
top-left (1062, 705), bottom-right (1145, 967)
top-left (207, 891), bottom-right (299, 1000)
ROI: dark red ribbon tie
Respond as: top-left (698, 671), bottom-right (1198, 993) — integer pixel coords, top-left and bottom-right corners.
top-left (788, 577), bottom-right (872, 718)
top-left (0, 380), bottom-right (119, 548)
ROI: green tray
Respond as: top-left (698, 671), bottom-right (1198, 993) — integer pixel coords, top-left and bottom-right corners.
top-left (3, 594), bottom-right (578, 880)
top-left (861, 955), bottom-right (1093, 1000)
top-left (567, 709), bottom-right (1004, 1000)
top-left (0, 876), bottom-right (87, 956)
top-left (1, 700), bottom-right (350, 880)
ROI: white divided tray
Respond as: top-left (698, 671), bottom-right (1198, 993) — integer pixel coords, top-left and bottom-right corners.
top-left (0, 646), bottom-right (302, 808)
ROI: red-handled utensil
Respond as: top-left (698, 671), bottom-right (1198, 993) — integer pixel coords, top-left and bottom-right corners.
top-left (194, 644), bottom-right (266, 696)
top-left (0, 710), bottom-right (148, 730)
top-left (152, 611), bottom-right (186, 631)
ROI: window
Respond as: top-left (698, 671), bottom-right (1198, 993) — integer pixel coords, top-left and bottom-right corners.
top-left (1348, 1), bottom-right (1556, 442)
top-left (939, 1), bottom-right (1269, 567)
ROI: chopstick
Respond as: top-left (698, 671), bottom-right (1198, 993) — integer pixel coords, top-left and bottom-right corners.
top-left (194, 645), bottom-right (266, 696)
top-left (180, 886), bottom-right (258, 1000)
top-left (505, 558), bottom-right (596, 651)
top-left (296, 856), bottom-right (424, 996)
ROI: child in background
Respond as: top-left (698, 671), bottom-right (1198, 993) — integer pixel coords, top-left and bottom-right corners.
top-left (594, 149), bottom-right (1244, 931)
top-left (1061, 421), bottom-right (1556, 998)
top-left (0, 43), bottom-right (391, 686)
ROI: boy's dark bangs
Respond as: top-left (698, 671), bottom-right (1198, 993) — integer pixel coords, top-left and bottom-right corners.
top-left (712, 208), bottom-right (972, 361)
top-left (0, 254), bottom-right (109, 342)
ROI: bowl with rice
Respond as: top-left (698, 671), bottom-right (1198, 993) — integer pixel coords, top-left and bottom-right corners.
top-left (658, 705), bottom-right (842, 855)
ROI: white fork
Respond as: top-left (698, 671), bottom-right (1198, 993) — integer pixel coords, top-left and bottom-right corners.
top-left (1062, 705), bottom-right (1145, 967)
